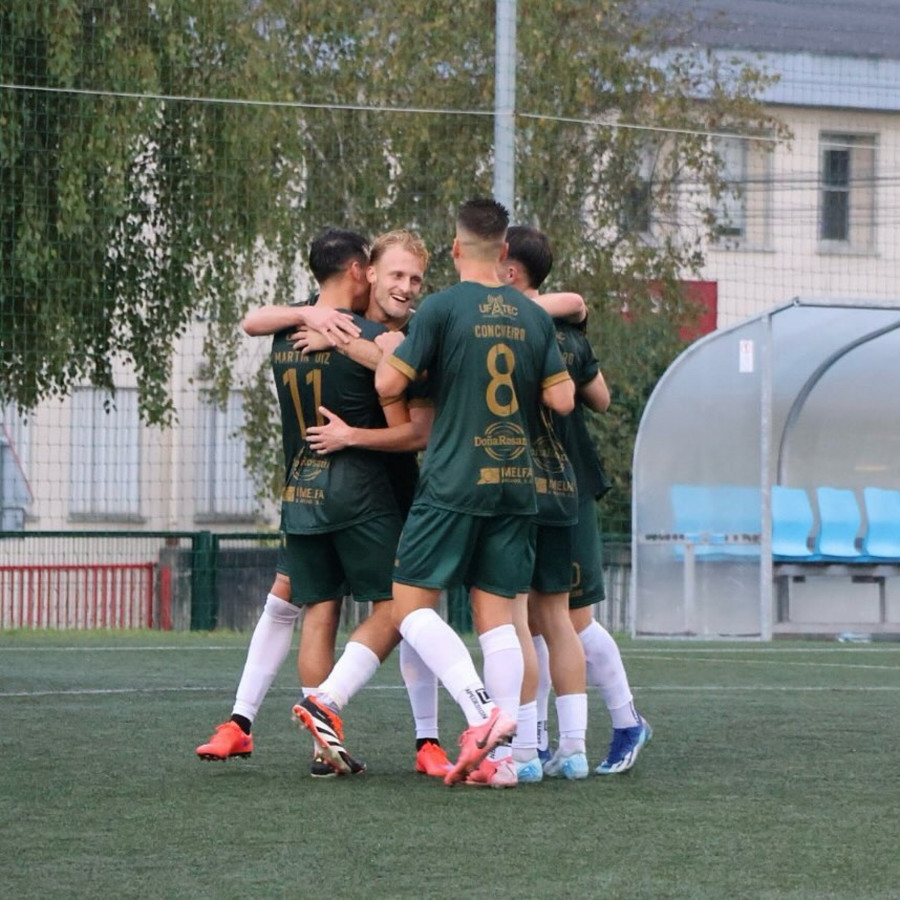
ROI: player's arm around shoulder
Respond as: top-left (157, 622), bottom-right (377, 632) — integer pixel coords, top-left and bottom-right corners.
top-left (242, 303), bottom-right (359, 341)
top-left (325, 335), bottom-right (384, 371)
top-left (242, 304), bottom-right (306, 336)
top-left (533, 291), bottom-right (587, 324)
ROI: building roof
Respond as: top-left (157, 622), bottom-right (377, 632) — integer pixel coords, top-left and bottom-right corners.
top-left (641, 0), bottom-right (900, 111)
top-left (646, 0), bottom-right (900, 61)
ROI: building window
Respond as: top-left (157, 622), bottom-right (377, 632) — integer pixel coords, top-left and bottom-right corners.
top-left (620, 144), bottom-right (656, 238)
top-left (70, 388), bottom-right (141, 519)
top-left (819, 133), bottom-right (876, 251)
top-left (197, 391), bottom-right (256, 520)
top-left (1, 403), bottom-right (31, 528)
top-left (712, 136), bottom-right (773, 248)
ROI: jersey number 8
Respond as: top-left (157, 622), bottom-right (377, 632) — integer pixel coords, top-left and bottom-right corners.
top-left (486, 343), bottom-right (519, 417)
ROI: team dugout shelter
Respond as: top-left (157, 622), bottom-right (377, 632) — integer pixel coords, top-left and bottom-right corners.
top-left (632, 298), bottom-right (900, 640)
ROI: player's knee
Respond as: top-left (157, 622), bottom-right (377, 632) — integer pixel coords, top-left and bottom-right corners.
top-left (264, 592), bottom-right (300, 625)
top-left (270, 573), bottom-right (292, 602)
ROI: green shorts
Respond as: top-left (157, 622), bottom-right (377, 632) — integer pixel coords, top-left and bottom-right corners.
top-left (393, 504), bottom-right (534, 599)
top-left (281, 514), bottom-right (403, 605)
top-left (569, 498), bottom-right (606, 608)
top-left (530, 523), bottom-right (574, 595)
top-left (276, 541), bottom-right (289, 577)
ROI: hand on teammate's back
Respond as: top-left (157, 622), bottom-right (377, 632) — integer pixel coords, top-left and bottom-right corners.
top-left (297, 305), bottom-right (361, 345)
top-left (291, 326), bottom-right (330, 355)
top-left (307, 406), bottom-right (354, 454)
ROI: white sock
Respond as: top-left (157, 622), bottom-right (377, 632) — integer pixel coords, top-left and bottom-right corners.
top-left (400, 638), bottom-right (439, 740)
top-left (533, 634), bottom-right (551, 752)
top-left (478, 624), bottom-right (523, 724)
top-left (556, 692), bottom-right (587, 756)
top-left (578, 620), bottom-right (639, 728)
top-left (231, 594), bottom-right (299, 722)
top-left (315, 641), bottom-right (380, 710)
top-left (512, 700), bottom-right (539, 761)
top-left (609, 700), bottom-right (641, 730)
top-left (399, 607), bottom-right (493, 726)
top-left (479, 624), bottom-right (522, 761)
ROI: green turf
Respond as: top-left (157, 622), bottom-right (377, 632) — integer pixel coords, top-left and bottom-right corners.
top-left (2, 632), bottom-right (898, 899)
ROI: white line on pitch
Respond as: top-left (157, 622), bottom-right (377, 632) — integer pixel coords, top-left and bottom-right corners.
top-left (3, 684), bottom-right (899, 699)
top-left (1, 643), bottom-right (898, 654)
top-left (0, 645), bottom-right (246, 652)
top-left (625, 653), bottom-right (900, 671)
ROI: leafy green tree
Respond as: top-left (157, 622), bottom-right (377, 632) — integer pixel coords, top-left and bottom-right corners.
top-left (2, 0), bottom-right (318, 422)
top-left (1, 1), bottom-right (786, 532)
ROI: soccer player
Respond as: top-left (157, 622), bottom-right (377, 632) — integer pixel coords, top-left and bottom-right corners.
top-left (296, 259), bottom-right (588, 785)
top-left (288, 231), bottom-right (454, 778)
top-left (196, 229), bottom-right (450, 776)
top-left (373, 198), bottom-right (575, 786)
top-left (501, 224), bottom-right (652, 776)
top-left (470, 391), bottom-right (588, 785)
top-left (462, 237), bottom-right (589, 787)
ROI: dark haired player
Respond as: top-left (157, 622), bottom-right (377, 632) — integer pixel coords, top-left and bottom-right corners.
top-left (374, 198), bottom-right (575, 785)
top-left (502, 224), bottom-right (652, 777)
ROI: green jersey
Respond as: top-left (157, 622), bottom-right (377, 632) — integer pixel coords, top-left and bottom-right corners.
top-left (381, 370), bottom-right (431, 518)
top-left (273, 312), bottom-right (401, 533)
top-left (379, 316), bottom-right (432, 518)
top-left (388, 281), bottom-right (570, 516)
top-left (532, 403), bottom-right (578, 526)
top-left (554, 321), bottom-right (612, 501)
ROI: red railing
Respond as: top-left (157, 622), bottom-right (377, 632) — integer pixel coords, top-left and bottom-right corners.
top-left (0, 563), bottom-right (156, 630)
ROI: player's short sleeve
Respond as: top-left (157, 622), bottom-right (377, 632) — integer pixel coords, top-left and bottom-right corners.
top-left (406, 371), bottom-right (433, 405)
top-left (540, 317), bottom-right (571, 389)
top-left (572, 331), bottom-right (600, 386)
top-left (389, 294), bottom-right (442, 380)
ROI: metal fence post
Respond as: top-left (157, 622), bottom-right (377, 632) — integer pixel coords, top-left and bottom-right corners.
top-left (190, 531), bottom-right (218, 630)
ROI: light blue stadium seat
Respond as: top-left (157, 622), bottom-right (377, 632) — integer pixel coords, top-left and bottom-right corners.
top-left (815, 487), bottom-right (862, 559)
top-left (670, 484), bottom-right (761, 559)
top-left (772, 485), bottom-right (815, 559)
top-left (862, 487), bottom-right (900, 560)
top-left (670, 484), bottom-right (719, 546)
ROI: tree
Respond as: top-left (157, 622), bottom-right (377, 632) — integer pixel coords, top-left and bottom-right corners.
top-left (2, 0), bottom-right (316, 422)
top-left (1, 1), bottom-right (786, 531)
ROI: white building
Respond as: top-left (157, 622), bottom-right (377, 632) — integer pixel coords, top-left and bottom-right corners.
top-left (2, 327), bottom-right (271, 536)
top-left (664, 0), bottom-right (900, 324)
top-left (4, 0), bottom-right (898, 536)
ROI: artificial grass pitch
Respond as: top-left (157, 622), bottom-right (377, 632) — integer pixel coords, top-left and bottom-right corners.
top-left (2, 631), bottom-right (899, 899)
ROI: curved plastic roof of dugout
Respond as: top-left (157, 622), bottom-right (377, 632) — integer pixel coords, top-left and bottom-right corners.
top-left (631, 297), bottom-right (900, 640)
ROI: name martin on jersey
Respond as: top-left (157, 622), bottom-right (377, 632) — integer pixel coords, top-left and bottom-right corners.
top-left (273, 350), bottom-right (332, 365)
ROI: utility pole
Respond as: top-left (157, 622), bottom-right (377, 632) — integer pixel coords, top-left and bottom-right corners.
top-left (493, 0), bottom-right (516, 213)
